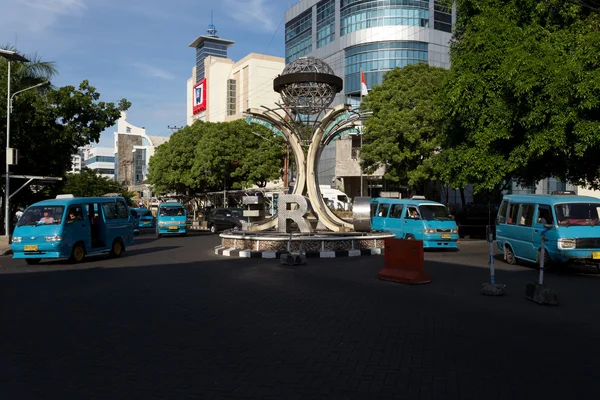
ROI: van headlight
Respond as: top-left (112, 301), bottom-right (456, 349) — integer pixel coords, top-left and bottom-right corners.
top-left (451, 228), bottom-right (458, 234)
top-left (12, 236), bottom-right (21, 243)
top-left (46, 235), bottom-right (62, 242)
top-left (423, 228), bottom-right (436, 234)
top-left (558, 238), bottom-right (576, 249)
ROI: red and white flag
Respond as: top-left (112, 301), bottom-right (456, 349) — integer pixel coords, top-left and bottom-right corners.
top-left (360, 69), bottom-right (368, 96)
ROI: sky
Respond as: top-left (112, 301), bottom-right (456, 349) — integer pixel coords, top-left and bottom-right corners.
top-left (0, 0), bottom-right (293, 147)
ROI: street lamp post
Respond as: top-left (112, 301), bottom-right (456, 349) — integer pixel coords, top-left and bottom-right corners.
top-left (1, 49), bottom-right (29, 237)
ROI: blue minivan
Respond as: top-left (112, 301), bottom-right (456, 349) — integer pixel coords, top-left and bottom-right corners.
top-left (370, 197), bottom-right (459, 249)
top-left (156, 202), bottom-right (187, 237)
top-left (134, 207), bottom-right (155, 228)
top-left (11, 195), bottom-right (134, 264)
top-left (496, 193), bottom-right (600, 266)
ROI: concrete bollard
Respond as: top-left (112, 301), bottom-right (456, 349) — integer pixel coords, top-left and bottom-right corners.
top-left (280, 253), bottom-right (306, 266)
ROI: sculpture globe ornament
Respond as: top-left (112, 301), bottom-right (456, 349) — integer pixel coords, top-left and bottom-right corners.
top-left (274, 56), bottom-right (343, 116)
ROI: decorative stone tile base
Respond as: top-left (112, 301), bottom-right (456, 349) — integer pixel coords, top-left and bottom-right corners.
top-left (215, 246), bottom-right (384, 258)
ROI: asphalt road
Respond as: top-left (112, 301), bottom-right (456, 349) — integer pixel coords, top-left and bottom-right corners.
top-left (1, 230), bottom-right (600, 399)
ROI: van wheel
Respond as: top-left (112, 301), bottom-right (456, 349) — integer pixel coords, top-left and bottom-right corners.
top-left (209, 224), bottom-right (217, 234)
top-left (109, 238), bottom-right (124, 258)
top-left (405, 234), bottom-right (415, 240)
top-left (25, 258), bottom-right (41, 265)
top-left (505, 245), bottom-right (517, 265)
top-left (69, 243), bottom-right (86, 263)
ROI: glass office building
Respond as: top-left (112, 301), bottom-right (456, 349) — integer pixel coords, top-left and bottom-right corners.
top-left (284, 0), bottom-right (455, 192)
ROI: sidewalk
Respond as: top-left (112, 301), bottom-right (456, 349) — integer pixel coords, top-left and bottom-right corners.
top-left (0, 236), bottom-right (11, 255)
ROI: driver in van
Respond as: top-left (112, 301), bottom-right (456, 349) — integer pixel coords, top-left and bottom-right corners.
top-left (39, 210), bottom-right (55, 224)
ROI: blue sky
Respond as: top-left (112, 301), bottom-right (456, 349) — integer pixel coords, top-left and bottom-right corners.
top-left (0, 0), bottom-right (293, 147)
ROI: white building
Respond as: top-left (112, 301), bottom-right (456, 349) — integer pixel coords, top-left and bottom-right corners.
top-left (186, 25), bottom-right (285, 125)
top-left (114, 111), bottom-right (169, 196)
top-left (70, 154), bottom-right (83, 174)
top-left (82, 146), bottom-right (116, 180)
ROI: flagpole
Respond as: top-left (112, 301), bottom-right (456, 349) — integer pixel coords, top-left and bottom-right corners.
top-left (359, 68), bottom-right (364, 197)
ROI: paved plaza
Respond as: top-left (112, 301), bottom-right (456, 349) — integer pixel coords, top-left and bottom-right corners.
top-left (1, 232), bottom-right (599, 399)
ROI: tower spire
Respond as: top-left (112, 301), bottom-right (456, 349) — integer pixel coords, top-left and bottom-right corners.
top-left (207, 10), bottom-right (217, 37)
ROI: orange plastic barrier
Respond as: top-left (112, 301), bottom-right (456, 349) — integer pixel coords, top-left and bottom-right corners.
top-left (378, 238), bottom-right (431, 284)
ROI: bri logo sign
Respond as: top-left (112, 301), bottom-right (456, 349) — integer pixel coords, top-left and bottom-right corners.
top-left (193, 78), bottom-right (207, 114)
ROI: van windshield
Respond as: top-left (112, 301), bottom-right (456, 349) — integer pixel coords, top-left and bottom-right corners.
top-left (18, 206), bottom-right (65, 226)
top-left (159, 206), bottom-right (185, 217)
top-left (138, 210), bottom-right (153, 217)
top-left (418, 205), bottom-right (452, 221)
top-left (555, 203), bottom-right (600, 226)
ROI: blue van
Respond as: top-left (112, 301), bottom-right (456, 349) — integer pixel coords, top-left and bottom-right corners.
top-left (496, 193), bottom-right (600, 266)
top-left (134, 207), bottom-right (154, 228)
top-left (11, 195), bottom-right (134, 264)
top-left (156, 202), bottom-right (187, 237)
top-left (370, 197), bottom-right (459, 249)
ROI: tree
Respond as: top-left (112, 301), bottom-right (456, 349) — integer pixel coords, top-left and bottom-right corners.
top-left (360, 63), bottom-right (449, 191)
top-left (0, 49), bottom-right (130, 225)
top-left (61, 168), bottom-right (128, 198)
top-left (148, 120), bottom-right (284, 195)
top-left (438, 0), bottom-right (600, 194)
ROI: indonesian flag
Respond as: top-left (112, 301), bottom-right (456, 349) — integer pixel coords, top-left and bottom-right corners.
top-left (360, 69), bottom-right (368, 96)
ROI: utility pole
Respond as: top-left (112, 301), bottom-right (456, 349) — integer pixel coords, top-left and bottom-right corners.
top-left (167, 125), bottom-right (184, 134)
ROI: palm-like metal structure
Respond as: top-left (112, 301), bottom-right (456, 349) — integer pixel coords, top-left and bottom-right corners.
top-left (245, 57), bottom-right (365, 232)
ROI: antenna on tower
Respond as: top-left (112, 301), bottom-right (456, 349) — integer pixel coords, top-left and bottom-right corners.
top-left (207, 10), bottom-right (217, 37)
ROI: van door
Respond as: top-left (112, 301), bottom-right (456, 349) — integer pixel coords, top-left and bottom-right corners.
top-left (532, 204), bottom-right (554, 260)
top-left (515, 204), bottom-right (536, 261)
top-left (386, 204), bottom-right (404, 238)
top-left (404, 204), bottom-right (422, 239)
top-left (62, 204), bottom-right (91, 252)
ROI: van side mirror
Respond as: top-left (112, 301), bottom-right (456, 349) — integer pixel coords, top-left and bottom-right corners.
top-left (450, 215), bottom-right (455, 221)
top-left (497, 216), bottom-right (506, 224)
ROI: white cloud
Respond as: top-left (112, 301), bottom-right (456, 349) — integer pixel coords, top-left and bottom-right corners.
top-left (4, 0), bottom-right (87, 33)
top-left (131, 62), bottom-right (177, 81)
top-left (222, 0), bottom-right (278, 31)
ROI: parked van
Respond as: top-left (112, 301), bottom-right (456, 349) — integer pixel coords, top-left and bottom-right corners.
top-left (11, 195), bottom-right (134, 264)
top-left (319, 186), bottom-right (352, 211)
top-left (370, 197), bottom-right (459, 249)
top-left (496, 193), bottom-right (600, 266)
top-left (156, 202), bottom-right (187, 237)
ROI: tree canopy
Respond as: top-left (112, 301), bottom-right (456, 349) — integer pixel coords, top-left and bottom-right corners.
top-left (0, 48), bottom-right (130, 223)
top-left (148, 119), bottom-right (285, 195)
top-left (437, 0), bottom-right (600, 193)
top-left (61, 168), bottom-right (132, 202)
top-left (360, 63), bottom-right (449, 190)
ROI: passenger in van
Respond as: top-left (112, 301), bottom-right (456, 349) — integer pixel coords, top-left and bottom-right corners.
top-left (39, 210), bottom-right (55, 224)
top-left (538, 209), bottom-right (552, 225)
top-left (408, 208), bottom-right (420, 219)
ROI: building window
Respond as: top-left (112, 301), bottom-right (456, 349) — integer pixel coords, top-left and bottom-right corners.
top-left (285, 9), bottom-right (313, 63)
top-left (340, 0), bottom-right (429, 36)
top-left (317, 0), bottom-right (336, 48)
top-left (85, 156), bottom-right (116, 165)
top-left (344, 41), bottom-right (428, 94)
top-left (196, 41), bottom-right (228, 82)
top-left (433, 0), bottom-right (452, 33)
top-left (227, 79), bottom-right (237, 116)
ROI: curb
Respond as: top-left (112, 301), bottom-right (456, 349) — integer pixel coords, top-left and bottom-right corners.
top-left (214, 246), bottom-right (383, 258)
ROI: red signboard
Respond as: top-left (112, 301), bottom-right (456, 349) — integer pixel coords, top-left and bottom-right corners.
top-left (193, 79), bottom-right (207, 114)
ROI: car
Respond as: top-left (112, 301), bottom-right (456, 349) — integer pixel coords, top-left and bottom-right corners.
top-left (206, 208), bottom-right (244, 234)
top-left (130, 208), bottom-right (140, 234)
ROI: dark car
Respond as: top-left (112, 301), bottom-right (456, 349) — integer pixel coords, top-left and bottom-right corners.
top-left (206, 208), bottom-right (243, 233)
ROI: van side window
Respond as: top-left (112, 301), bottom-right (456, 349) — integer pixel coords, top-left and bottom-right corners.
top-left (378, 203), bottom-right (390, 217)
top-left (116, 200), bottom-right (128, 219)
top-left (507, 203), bottom-right (519, 225)
top-left (389, 204), bottom-right (404, 218)
top-left (103, 203), bottom-right (118, 220)
top-left (498, 200), bottom-right (509, 220)
top-left (537, 205), bottom-right (553, 225)
top-left (371, 202), bottom-right (379, 217)
top-left (519, 204), bottom-right (534, 226)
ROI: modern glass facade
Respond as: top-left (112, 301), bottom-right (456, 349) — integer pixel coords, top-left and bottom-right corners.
top-left (196, 41), bottom-right (228, 82)
top-left (340, 0), bottom-right (429, 36)
top-left (317, 0), bottom-right (336, 48)
top-left (344, 41), bottom-right (428, 94)
top-left (433, 0), bottom-right (452, 33)
top-left (285, 9), bottom-right (313, 63)
top-left (84, 156), bottom-right (115, 165)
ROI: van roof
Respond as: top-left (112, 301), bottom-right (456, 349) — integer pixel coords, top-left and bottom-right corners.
top-left (28, 196), bottom-right (127, 207)
top-left (158, 202), bottom-right (184, 208)
top-left (371, 197), bottom-right (442, 206)
top-left (502, 194), bottom-right (600, 204)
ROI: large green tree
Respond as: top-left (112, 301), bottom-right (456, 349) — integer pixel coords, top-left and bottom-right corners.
top-left (148, 119), bottom-right (284, 195)
top-left (0, 49), bottom-right (129, 225)
top-left (61, 168), bottom-right (129, 198)
top-left (360, 63), bottom-right (449, 190)
top-left (438, 0), bottom-right (600, 193)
